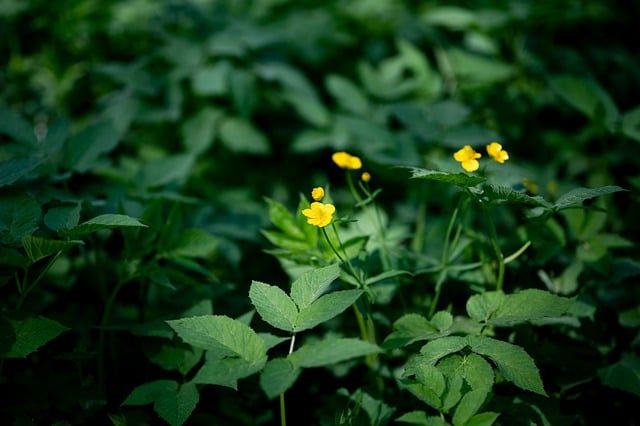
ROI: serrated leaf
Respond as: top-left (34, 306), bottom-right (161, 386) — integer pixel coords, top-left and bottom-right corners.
top-left (395, 411), bottom-right (447, 426)
top-left (0, 157), bottom-right (43, 188)
top-left (466, 292), bottom-right (505, 324)
top-left (122, 380), bottom-right (199, 426)
top-left (62, 214), bottom-right (147, 237)
top-left (2, 313), bottom-right (70, 358)
top-left (383, 314), bottom-right (439, 349)
top-left (463, 353), bottom-right (495, 390)
top-left (468, 335), bottom-right (546, 396)
top-left (290, 263), bottom-right (340, 310)
top-left (408, 167), bottom-right (485, 187)
top-left (418, 336), bottom-right (468, 366)
top-left (0, 194), bottom-right (42, 245)
top-left (259, 358), bottom-right (301, 399)
top-left (192, 356), bottom-right (264, 389)
top-left (288, 337), bottom-right (380, 368)
top-left (553, 185), bottom-right (627, 211)
top-left (21, 235), bottom-right (83, 263)
top-left (464, 412), bottom-right (500, 426)
top-left (482, 184), bottom-right (552, 208)
top-left (294, 289), bottom-right (363, 332)
top-left (452, 387), bottom-right (490, 426)
top-left (166, 315), bottom-right (266, 364)
top-left (598, 353), bottom-right (640, 396)
top-left (44, 204), bottom-right (81, 232)
top-left (147, 343), bottom-right (203, 376)
top-left (249, 281), bottom-right (298, 332)
top-left (441, 374), bottom-right (464, 413)
top-left (430, 311), bottom-right (453, 332)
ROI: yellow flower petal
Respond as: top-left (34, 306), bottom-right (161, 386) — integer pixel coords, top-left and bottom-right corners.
top-left (453, 145), bottom-right (481, 172)
top-left (332, 151), bottom-right (362, 170)
top-left (361, 172), bottom-right (371, 183)
top-left (486, 142), bottom-right (509, 164)
top-left (311, 187), bottom-right (325, 201)
top-left (301, 202), bottom-right (336, 227)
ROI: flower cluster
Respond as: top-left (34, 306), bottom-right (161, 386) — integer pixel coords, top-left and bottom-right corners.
top-left (454, 142), bottom-right (509, 172)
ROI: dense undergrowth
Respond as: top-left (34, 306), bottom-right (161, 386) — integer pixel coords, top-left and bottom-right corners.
top-left (1, 1), bottom-right (639, 425)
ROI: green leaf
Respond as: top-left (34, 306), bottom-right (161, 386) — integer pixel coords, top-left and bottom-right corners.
top-left (21, 235), bottom-right (83, 263)
top-left (288, 337), bottom-right (380, 368)
top-left (249, 281), bottom-right (299, 332)
top-left (405, 364), bottom-right (445, 410)
top-left (325, 74), bottom-right (370, 115)
top-left (396, 411), bottom-right (449, 425)
top-left (0, 157), bottom-right (43, 188)
top-left (192, 356), bottom-right (264, 389)
top-left (294, 289), bottom-right (363, 332)
top-left (598, 353), bottom-right (640, 396)
top-left (422, 6), bottom-right (476, 29)
top-left (452, 387), bottom-right (490, 426)
top-left (181, 108), bottom-right (222, 154)
top-left (147, 343), bottom-right (203, 376)
top-left (482, 184), bottom-right (552, 208)
top-left (136, 153), bottom-right (196, 188)
top-left (266, 198), bottom-right (306, 240)
top-left (191, 62), bottom-right (231, 96)
top-left (0, 193), bottom-right (42, 245)
top-left (463, 412), bottom-right (500, 426)
top-left (431, 311), bottom-right (454, 332)
top-left (170, 228), bottom-right (220, 258)
top-left (62, 214), bottom-right (147, 237)
top-left (408, 167), bottom-right (486, 187)
top-left (0, 106), bottom-right (37, 145)
top-left (259, 358), bottom-right (301, 399)
top-left (466, 292), bottom-right (505, 324)
top-left (282, 89), bottom-right (330, 127)
top-left (166, 315), bottom-right (267, 364)
top-left (417, 336), bottom-right (468, 366)
top-left (473, 290), bottom-right (574, 327)
top-left (44, 204), bottom-right (81, 232)
top-left (463, 353), bottom-right (495, 391)
top-left (219, 118), bottom-right (270, 154)
top-left (261, 230), bottom-right (311, 251)
top-left (290, 263), bottom-right (340, 310)
top-left (63, 120), bottom-right (120, 172)
top-left (122, 380), bottom-right (199, 426)
top-left (550, 75), bottom-right (619, 127)
top-left (553, 185), bottom-right (627, 211)
top-left (444, 48), bottom-right (515, 88)
top-left (2, 313), bottom-right (70, 358)
top-left (468, 335), bottom-right (546, 396)
top-left (383, 313), bottom-right (440, 349)
top-left (621, 105), bottom-right (640, 142)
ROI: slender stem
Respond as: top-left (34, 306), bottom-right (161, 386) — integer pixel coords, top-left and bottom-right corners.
top-left (481, 202), bottom-right (505, 291)
top-left (280, 333), bottom-right (296, 426)
top-left (97, 275), bottom-right (128, 394)
top-left (16, 252), bottom-right (62, 310)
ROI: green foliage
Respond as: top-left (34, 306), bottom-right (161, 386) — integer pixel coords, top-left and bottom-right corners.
top-left (0, 0), bottom-right (637, 424)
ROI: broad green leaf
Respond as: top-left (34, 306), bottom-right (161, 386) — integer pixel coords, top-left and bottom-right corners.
top-left (0, 157), bottom-right (43, 188)
top-left (136, 153), bottom-right (195, 188)
top-left (44, 204), bottom-right (81, 232)
top-left (408, 167), bottom-right (486, 187)
top-left (395, 411), bottom-right (447, 426)
top-left (463, 353), bottom-right (495, 390)
top-left (0, 106), bottom-right (37, 145)
top-left (282, 89), bottom-right (330, 127)
top-left (468, 335), bottom-right (546, 396)
top-left (549, 261), bottom-right (583, 295)
top-left (288, 337), bottom-right (380, 368)
top-left (466, 292), bottom-right (505, 324)
top-left (383, 313), bottom-right (439, 349)
top-left (621, 105), bottom-right (640, 142)
top-left (452, 387), bottom-right (490, 426)
top-left (413, 364), bottom-right (446, 397)
top-left (325, 74), bottom-right (370, 115)
top-left (21, 235), bottom-right (83, 263)
top-left (431, 311), bottom-right (453, 332)
top-left (170, 229), bottom-right (220, 258)
top-left (550, 75), bottom-right (619, 127)
top-left (192, 356), bottom-right (264, 389)
top-left (552, 185), bottom-right (626, 211)
top-left (290, 263), bottom-right (340, 310)
top-left (444, 48), bottom-right (515, 88)
top-left (441, 374), bottom-right (464, 413)
top-left (464, 412), bottom-right (500, 426)
top-left (266, 198), bottom-right (306, 240)
top-left (482, 289), bottom-right (575, 327)
top-left (259, 358), bottom-right (301, 399)
top-left (2, 313), bottom-right (70, 358)
top-left (337, 388), bottom-right (395, 425)
top-left (166, 315), bottom-right (266, 364)
top-left (181, 108), bottom-right (222, 154)
top-left (597, 353), bottom-right (640, 396)
top-left (122, 380), bottom-right (199, 426)
top-left (147, 343), bottom-right (203, 376)
top-left (261, 230), bottom-right (311, 251)
top-left (294, 289), bottom-right (363, 332)
top-left (482, 184), bottom-right (552, 208)
top-left (63, 120), bottom-right (120, 172)
top-left (258, 333), bottom-right (289, 350)
top-left (191, 62), bottom-right (231, 96)
top-left (0, 194), bottom-right (42, 245)
top-left (422, 6), bottom-right (476, 29)
top-left (62, 214), bottom-right (147, 237)
top-left (417, 336), bottom-right (468, 366)
top-left (219, 118), bottom-right (270, 154)
top-left (249, 281), bottom-right (298, 332)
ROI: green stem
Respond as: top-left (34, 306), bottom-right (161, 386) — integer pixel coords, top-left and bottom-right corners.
top-left (279, 333), bottom-right (296, 426)
top-left (16, 252), bottom-right (62, 310)
top-left (480, 202), bottom-right (505, 291)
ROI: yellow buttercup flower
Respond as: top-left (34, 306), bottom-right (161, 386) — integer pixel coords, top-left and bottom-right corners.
top-left (311, 187), bottom-right (325, 201)
top-left (453, 145), bottom-right (482, 172)
top-left (361, 172), bottom-right (371, 183)
top-left (332, 152), bottom-right (362, 170)
top-left (486, 142), bottom-right (509, 164)
top-left (302, 202), bottom-right (336, 227)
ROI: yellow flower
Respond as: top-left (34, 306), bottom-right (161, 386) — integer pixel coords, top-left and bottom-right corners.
top-left (453, 145), bottom-right (482, 172)
top-left (522, 178), bottom-right (539, 195)
top-left (302, 202), bottom-right (336, 227)
top-left (486, 142), bottom-right (509, 164)
top-left (311, 187), bottom-right (325, 201)
top-left (332, 151), bottom-right (362, 170)
top-left (361, 172), bottom-right (371, 183)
